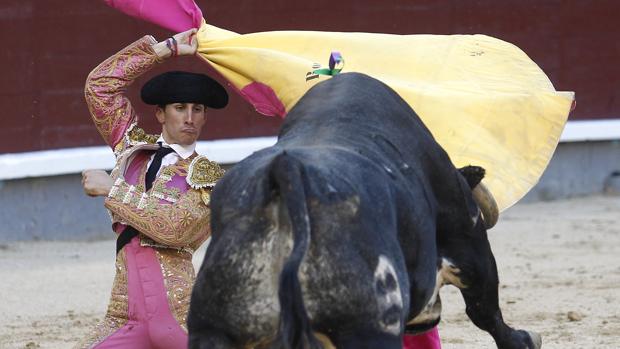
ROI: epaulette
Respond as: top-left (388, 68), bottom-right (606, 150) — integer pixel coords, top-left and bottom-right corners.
top-left (187, 155), bottom-right (225, 189)
top-left (125, 123), bottom-right (159, 146)
top-left (187, 155), bottom-right (225, 206)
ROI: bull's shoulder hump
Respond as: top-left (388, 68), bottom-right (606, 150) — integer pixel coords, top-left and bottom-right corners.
top-left (186, 155), bottom-right (226, 189)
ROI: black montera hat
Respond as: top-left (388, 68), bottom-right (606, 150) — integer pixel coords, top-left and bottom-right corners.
top-left (141, 71), bottom-right (228, 109)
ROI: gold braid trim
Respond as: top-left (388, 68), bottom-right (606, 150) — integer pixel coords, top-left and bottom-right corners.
top-left (105, 188), bottom-right (210, 249)
top-left (84, 35), bottom-right (162, 149)
top-left (125, 123), bottom-right (159, 145)
top-left (186, 155), bottom-right (225, 189)
top-left (155, 249), bottom-right (195, 332)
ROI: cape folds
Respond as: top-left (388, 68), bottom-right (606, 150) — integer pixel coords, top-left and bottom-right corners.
top-left (102, 0), bottom-right (575, 211)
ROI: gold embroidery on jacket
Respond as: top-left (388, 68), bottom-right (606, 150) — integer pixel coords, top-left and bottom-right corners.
top-left (140, 235), bottom-right (194, 254)
top-left (150, 166), bottom-right (182, 204)
top-left (106, 189), bottom-right (209, 248)
top-left (106, 148), bottom-right (210, 245)
top-left (125, 123), bottom-right (159, 146)
top-left (84, 36), bottom-right (162, 149)
top-left (156, 249), bottom-right (196, 332)
top-left (106, 151), bottom-right (209, 251)
top-left (187, 155), bottom-right (225, 189)
top-left (200, 188), bottom-right (211, 206)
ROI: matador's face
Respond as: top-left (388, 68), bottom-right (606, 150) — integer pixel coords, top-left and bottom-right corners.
top-left (156, 102), bottom-right (206, 146)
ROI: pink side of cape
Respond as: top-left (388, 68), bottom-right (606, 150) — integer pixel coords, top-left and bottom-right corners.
top-left (103, 0), bottom-right (288, 118)
top-left (240, 82), bottom-right (287, 118)
top-left (103, 0), bottom-right (202, 32)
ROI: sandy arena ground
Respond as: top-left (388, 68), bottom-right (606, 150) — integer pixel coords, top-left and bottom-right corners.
top-left (0, 195), bottom-right (619, 348)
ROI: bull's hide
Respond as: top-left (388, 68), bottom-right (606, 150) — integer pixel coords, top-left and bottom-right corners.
top-left (188, 73), bottom-right (541, 349)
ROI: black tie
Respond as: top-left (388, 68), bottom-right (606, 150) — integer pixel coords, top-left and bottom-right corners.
top-left (145, 143), bottom-right (174, 191)
top-left (116, 143), bottom-right (175, 255)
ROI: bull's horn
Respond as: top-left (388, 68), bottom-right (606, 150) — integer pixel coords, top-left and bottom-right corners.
top-left (472, 182), bottom-right (499, 229)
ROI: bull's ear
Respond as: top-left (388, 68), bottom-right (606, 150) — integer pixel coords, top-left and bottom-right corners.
top-left (458, 165), bottom-right (485, 189)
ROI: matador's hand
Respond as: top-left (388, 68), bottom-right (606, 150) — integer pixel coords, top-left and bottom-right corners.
top-left (172, 28), bottom-right (198, 56)
top-left (153, 28), bottom-right (198, 59)
top-left (82, 169), bottom-right (113, 197)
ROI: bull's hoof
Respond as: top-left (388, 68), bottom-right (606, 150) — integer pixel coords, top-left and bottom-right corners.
top-left (501, 330), bottom-right (541, 349)
top-left (527, 331), bottom-right (542, 349)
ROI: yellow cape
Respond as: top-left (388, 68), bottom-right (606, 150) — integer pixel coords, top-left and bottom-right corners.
top-left (196, 21), bottom-right (574, 211)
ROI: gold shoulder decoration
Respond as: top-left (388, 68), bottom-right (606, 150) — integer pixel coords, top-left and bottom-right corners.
top-left (200, 189), bottom-right (211, 206)
top-left (186, 155), bottom-right (225, 190)
top-left (125, 123), bottom-right (159, 145)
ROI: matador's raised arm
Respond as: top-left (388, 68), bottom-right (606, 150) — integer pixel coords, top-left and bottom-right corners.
top-left (84, 36), bottom-right (163, 152)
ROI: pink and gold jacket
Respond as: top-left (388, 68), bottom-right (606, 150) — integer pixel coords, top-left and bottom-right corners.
top-left (81, 36), bottom-right (223, 340)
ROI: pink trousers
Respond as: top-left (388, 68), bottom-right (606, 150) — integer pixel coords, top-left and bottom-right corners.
top-left (403, 327), bottom-right (442, 349)
top-left (94, 238), bottom-right (188, 349)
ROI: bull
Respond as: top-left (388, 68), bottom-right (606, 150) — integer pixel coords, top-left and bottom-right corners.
top-left (188, 73), bottom-right (541, 349)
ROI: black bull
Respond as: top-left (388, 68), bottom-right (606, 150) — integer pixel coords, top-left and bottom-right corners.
top-left (188, 73), bottom-right (541, 349)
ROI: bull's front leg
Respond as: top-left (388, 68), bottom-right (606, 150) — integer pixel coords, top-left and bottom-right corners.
top-left (440, 226), bottom-right (542, 349)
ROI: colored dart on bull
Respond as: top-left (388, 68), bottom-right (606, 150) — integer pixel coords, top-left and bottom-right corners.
top-left (312, 51), bottom-right (345, 76)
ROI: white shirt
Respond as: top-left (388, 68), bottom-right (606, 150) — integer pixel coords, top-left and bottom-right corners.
top-left (146, 135), bottom-right (196, 177)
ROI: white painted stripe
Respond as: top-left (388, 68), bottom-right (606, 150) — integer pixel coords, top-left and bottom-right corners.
top-left (0, 136), bottom-right (277, 180)
top-left (1, 119), bottom-right (619, 180)
top-left (559, 119), bottom-right (620, 142)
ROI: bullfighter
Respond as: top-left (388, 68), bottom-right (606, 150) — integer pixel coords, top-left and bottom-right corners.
top-left (75, 28), bottom-right (226, 349)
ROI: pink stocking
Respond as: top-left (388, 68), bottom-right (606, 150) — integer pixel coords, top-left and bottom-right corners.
top-left (402, 327), bottom-right (442, 349)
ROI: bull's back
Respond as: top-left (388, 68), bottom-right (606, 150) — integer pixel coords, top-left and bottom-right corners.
top-left (279, 73), bottom-right (439, 164)
top-left (280, 73), bottom-right (478, 236)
